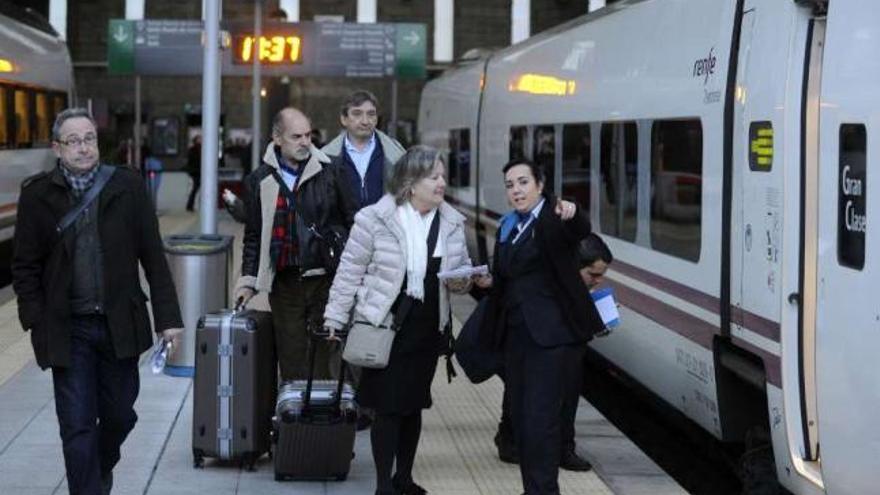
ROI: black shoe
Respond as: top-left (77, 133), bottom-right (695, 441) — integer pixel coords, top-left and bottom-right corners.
top-left (392, 476), bottom-right (428, 495)
top-left (357, 414), bottom-right (373, 431)
top-left (560, 451), bottom-right (592, 472)
top-left (494, 430), bottom-right (519, 464)
top-left (101, 471), bottom-right (113, 495)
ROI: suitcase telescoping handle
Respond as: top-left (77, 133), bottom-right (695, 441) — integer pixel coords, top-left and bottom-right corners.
top-left (302, 326), bottom-right (347, 414)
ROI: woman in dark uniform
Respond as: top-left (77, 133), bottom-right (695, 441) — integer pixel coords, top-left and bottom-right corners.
top-left (324, 146), bottom-right (472, 495)
top-left (473, 159), bottom-right (605, 495)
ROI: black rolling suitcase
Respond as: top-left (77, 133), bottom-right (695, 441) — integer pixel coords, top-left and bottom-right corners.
top-left (192, 308), bottom-right (276, 470)
top-left (273, 335), bottom-right (357, 481)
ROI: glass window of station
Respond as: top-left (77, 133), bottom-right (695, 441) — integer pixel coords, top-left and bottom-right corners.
top-left (562, 124), bottom-right (591, 214)
top-left (448, 128), bottom-right (471, 188)
top-left (599, 122), bottom-right (638, 242)
top-left (650, 119), bottom-right (703, 262)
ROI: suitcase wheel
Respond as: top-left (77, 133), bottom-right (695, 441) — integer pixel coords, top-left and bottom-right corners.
top-left (193, 449), bottom-right (205, 469)
top-left (335, 474), bottom-right (347, 481)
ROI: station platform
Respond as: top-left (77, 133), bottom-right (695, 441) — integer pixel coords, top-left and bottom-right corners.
top-left (0, 172), bottom-right (686, 495)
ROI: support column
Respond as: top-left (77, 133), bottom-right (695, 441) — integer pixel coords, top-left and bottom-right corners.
top-left (48, 0), bottom-right (67, 40)
top-left (201, 0), bottom-right (222, 234)
top-left (251, 0), bottom-right (262, 175)
top-left (127, 0), bottom-right (145, 173)
top-left (589, 0), bottom-right (605, 12)
top-left (434, 0), bottom-right (453, 62)
top-left (279, 0), bottom-right (300, 21)
top-left (511, 0), bottom-right (530, 44)
top-left (357, 0), bottom-right (377, 23)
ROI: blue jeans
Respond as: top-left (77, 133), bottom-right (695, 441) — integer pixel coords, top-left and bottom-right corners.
top-left (51, 315), bottom-right (139, 495)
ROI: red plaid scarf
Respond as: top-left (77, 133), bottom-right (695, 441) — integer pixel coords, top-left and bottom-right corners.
top-left (269, 190), bottom-right (298, 271)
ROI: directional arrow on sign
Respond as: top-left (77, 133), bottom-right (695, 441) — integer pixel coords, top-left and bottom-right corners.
top-left (403, 30), bottom-right (420, 46)
top-left (113, 24), bottom-right (129, 43)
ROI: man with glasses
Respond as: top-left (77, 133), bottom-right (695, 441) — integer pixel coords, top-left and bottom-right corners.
top-left (322, 89), bottom-right (405, 209)
top-left (12, 108), bottom-right (183, 494)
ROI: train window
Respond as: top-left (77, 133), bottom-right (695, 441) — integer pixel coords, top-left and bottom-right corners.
top-left (599, 122), bottom-right (638, 241)
top-left (448, 128), bottom-right (471, 188)
top-left (838, 124), bottom-right (866, 270)
top-left (533, 126), bottom-right (556, 193)
top-left (0, 86), bottom-right (8, 147)
top-left (52, 93), bottom-right (66, 117)
top-left (14, 89), bottom-right (31, 147)
top-left (34, 92), bottom-right (51, 145)
top-left (650, 119), bottom-right (703, 261)
top-left (509, 126), bottom-right (529, 162)
top-left (562, 124), bottom-right (591, 212)
top-left (749, 121), bottom-right (773, 172)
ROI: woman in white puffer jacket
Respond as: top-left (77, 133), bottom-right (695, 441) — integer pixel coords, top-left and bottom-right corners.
top-left (324, 145), bottom-right (472, 495)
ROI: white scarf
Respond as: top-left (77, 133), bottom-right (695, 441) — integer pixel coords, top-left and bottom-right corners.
top-left (397, 202), bottom-right (437, 301)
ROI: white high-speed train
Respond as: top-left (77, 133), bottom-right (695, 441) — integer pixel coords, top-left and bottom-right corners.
top-left (0, 3), bottom-right (73, 243)
top-left (418, 0), bottom-right (876, 493)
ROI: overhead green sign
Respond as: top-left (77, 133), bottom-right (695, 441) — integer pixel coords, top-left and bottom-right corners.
top-left (107, 19), bottom-right (135, 75)
top-left (395, 23), bottom-right (426, 79)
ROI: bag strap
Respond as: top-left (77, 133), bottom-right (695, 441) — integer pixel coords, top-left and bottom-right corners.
top-left (56, 165), bottom-right (115, 234)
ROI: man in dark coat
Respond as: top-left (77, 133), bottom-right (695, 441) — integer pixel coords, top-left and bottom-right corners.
top-left (321, 89), bottom-right (405, 209)
top-left (233, 107), bottom-right (358, 382)
top-left (11, 108), bottom-right (184, 495)
top-left (185, 134), bottom-right (201, 211)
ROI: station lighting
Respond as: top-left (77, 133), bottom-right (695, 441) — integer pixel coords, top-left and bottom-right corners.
top-left (233, 34), bottom-right (303, 64)
top-left (0, 59), bottom-right (13, 72)
top-left (508, 73), bottom-right (576, 96)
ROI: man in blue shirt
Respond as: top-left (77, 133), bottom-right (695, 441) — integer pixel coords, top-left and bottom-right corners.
top-left (322, 90), bottom-right (405, 209)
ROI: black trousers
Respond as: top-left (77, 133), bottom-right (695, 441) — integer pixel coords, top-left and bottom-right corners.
top-left (269, 269), bottom-right (334, 381)
top-left (51, 315), bottom-right (139, 495)
top-left (499, 345), bottom-right (585, 456)
top-left (186, 175), bottom-right (200, 210)
top-left (504, 309), bottom-right (582, 495)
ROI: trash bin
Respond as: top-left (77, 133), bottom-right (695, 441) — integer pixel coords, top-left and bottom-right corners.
top-left (163, 234), bottom-right (234, 377)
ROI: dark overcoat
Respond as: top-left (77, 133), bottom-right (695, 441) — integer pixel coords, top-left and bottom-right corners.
top-left (12, 164), bottom-right (183, 369)
top-left (479, 193), bottom-right (605, 350)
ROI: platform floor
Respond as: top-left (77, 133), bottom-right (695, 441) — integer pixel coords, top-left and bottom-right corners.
top-left (0, 172), bottom-right (686, 495)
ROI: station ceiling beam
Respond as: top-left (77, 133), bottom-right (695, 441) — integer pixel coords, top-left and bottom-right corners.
top-left (48, 0), bottom-right (66, 40)
top-left (279, 0), bottom-right (299, 22)
top-left (511, 0), bottom-right (530, 44)
top-left (434, 0), bottom-right (453, 62)
top-left (357, 0), bottom-right (377, 23)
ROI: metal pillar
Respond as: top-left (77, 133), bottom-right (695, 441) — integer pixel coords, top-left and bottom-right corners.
top-left (589, 0), bottom-right (606, 12)
top-left (125, 0), bottom-right (145, 20)
top-left (357, 0), bottom-right (377, 23)
top-left (434, 0), bottom-right (453, 62)
top-left (134, 76), bottom-right (142, 171)
top-left (251, 0), bottom-right (263, 175)
top-left (389, 79), bottom-right (398, 140)
top-left (200, 0), bottom-right (222, 234)
top-left (511, 0), bottom-right (530, 44)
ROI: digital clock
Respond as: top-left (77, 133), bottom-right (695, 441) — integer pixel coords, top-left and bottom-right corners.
top-left (232, 34), bottom-right (303, 64)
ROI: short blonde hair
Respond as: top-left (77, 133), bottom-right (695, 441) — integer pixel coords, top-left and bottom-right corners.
top-left (387, 145), bottom-right (444, 204)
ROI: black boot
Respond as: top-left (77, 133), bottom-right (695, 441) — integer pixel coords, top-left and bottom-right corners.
top-left (392, 474), bottom-right (428, 494)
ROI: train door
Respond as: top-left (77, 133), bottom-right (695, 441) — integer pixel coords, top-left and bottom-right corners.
top-left (813, 1), bottom-right (880, 492)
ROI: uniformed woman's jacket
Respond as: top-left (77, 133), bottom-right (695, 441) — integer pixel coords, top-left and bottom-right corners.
top-left (324, 194), bottom-right (472, 333)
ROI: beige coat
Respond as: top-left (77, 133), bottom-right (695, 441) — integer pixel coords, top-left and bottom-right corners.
top-left (324, 194), bottom-right (471, 331)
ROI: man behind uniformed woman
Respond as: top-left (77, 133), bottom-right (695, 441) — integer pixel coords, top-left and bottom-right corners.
top-left (12, 108), bottom-right (184, 495)
top-left (321, 89), bottom-right (405, 209)
top-left (234, 107), bottom-right (357, 382)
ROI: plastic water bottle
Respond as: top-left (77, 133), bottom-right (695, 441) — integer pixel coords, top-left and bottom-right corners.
top-left (150, 340), bottom-right (170, 374)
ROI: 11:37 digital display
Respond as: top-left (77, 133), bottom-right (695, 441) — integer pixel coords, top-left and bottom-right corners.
top-left (232, 35), bottom-right (303, 64)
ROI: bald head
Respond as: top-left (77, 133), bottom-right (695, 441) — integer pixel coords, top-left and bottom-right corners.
top-left (272, 107), bottom-right (313, 163)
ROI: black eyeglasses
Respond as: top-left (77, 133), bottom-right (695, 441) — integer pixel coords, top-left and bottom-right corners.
top-left (58, 135), bottom-right (97, 147)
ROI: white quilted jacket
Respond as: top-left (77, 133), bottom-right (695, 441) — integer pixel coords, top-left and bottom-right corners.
top-left (324, 194), bottom-right (472, 331)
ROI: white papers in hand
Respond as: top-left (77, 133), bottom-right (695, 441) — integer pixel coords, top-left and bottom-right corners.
top-left (437, 264), bottom-right (489, 281)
